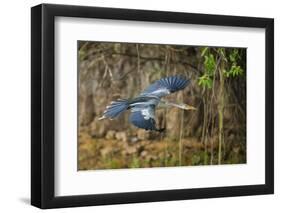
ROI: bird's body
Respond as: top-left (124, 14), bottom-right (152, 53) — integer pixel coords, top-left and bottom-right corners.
top-left (99, 76), bottom-right (196, 132)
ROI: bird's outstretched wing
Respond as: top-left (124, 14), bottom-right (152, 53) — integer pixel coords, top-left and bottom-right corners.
top-left (140, 76), bottom-right (190, 98)
top-left (129, 105), bottom-right (163, 131)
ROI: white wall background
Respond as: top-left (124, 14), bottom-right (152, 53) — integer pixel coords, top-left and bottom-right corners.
top-left (0, 0), bottom-right (279, 212)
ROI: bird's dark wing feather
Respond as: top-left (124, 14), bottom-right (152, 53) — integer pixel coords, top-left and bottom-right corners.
top-left (140, 76), bottom-right (190, 98)
top-left (129, 105), bottom-right (157, 131)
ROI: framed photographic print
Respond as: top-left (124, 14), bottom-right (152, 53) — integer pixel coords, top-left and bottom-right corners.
top-left (31, 3), bottom-right (274, 209)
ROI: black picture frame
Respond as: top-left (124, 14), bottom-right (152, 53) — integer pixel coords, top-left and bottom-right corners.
top-left (31, 3), bottom-right (274, 209)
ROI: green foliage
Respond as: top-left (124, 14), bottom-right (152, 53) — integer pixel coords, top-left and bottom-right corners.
top-left (224, 65), bottom-right (243, 78)
top-left (198, 47), bottom-right (244, 89)
top-left (224, 49), bottom-right (244, 78)
top-left (198, 47), bottom-right (215, 89)
top-left (204, 54), bottom-right (216, 75)
top-left (217, 48), bottom-right (227, 61)
top-left (229, 49), bottom-right (240, 62)
top-left (198, 74), bottom-right (213, 89)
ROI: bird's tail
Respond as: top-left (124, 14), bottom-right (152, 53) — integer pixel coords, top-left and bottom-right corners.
top-left (98, 99), bottom-right (129, 120)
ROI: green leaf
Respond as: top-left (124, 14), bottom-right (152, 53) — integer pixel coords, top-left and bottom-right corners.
top-left (229, 49), bottom-right (240, 63)
top-left (228, 64), bottom-right (243, 77)
top-left (198, 74), bottom-right (213, 89)
top-left (223, 69), bottom-right (230, 78)
top-left (204, 54), bottom-right (216, 75)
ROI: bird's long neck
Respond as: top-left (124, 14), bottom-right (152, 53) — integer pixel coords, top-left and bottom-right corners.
top-left (160, 100), bottom-right (186, 110)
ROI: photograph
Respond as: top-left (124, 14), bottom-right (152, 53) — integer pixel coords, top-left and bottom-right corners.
top-left (78, 41), bottom-right (247, 170)
top-left (29, 2), bottom-right (274, 209)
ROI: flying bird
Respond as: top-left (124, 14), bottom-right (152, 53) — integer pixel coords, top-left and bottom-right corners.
top-left (99, 76), bottom-right (196, 132)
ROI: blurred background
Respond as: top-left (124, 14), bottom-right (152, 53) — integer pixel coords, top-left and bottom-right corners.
top-left (78, 41), bottom-right (246, 170)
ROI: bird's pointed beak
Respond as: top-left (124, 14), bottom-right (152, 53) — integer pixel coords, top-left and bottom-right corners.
top-left (98, 115), bottom-right (106, 120)
top-left (183, 104), bottom-right (197, 111)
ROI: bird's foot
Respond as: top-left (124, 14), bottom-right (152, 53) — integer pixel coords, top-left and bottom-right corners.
top-left (157, 128), bottom-right (166, 133)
